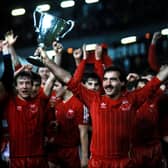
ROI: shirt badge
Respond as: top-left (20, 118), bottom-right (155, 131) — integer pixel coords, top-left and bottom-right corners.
top-left (100, 102), bottom-right (107, 109)
top-left (66, 109), bottom-right (75, 119)
top-left (16, 106), bottom-right (22, 111)
top-left (29, 104), bottom-right (38, 114)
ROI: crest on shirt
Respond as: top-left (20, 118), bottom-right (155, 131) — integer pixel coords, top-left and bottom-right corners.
top-left (29, 104), bottom-right (38, 114)
top-left (149, 103), bottom-right (155, 112)
top-left (16, 106), bottom-right (22, 111)
top-left (66, 109), bottom-right (75, 119)
top-left (100, 102), bottom-right (107, 109)
top-left (120, 100), bottom-right (131, 111)
top-left (50, 96), bottom-right (56, 103)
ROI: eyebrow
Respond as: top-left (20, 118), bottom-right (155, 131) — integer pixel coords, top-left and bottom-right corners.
top-left (103, 77), bottom-right (118, 80)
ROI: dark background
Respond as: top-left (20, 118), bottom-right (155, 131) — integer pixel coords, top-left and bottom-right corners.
top-left (0, 0), bottom-right (168, 48)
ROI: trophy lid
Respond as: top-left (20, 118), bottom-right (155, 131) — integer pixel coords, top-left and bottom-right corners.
top-left (26, 56), bottom-right (45, 67)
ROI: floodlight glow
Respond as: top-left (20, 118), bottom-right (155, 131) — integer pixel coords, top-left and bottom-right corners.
top-left (36, 4), bottom-right (51, 12)
top-left (121, 36), bottom-right (137, 44)
top-left (85, 0), bottom-right (99, 4)
top-left (60, 0), bottom-right (75, 8)
top-left (161, 28), bottom-right (168, 35)
top-left (11, 8), bottom-right (25, 16)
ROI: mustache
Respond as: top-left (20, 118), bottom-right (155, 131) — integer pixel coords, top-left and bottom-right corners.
top-left (104, 85), bottom-right (113, 89)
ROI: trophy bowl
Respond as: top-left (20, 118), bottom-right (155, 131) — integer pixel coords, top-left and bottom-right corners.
top-left (26, 7), bottom-right (75, 66)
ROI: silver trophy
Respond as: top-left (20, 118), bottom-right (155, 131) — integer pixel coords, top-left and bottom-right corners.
top-left (27, 7), bottom-right (75, 66)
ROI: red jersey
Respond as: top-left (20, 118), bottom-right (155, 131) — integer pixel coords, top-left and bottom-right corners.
top-left (67, 77), bottom-right (161, 158)
top-left (133, 89), bottom-right (163, 145)
top-left (148, 44), bottom-right (160, 72)
top-left (52, 95), bottom-right (88, 147)
top-left (4, 90), bottom-right (49, 158)
top-left (85, 51), bottom-right (112, 68)
top-left (131, 89), bottom-right (164, 167)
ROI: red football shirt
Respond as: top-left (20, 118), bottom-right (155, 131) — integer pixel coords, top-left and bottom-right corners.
top-left (148, 44), bottom-right (160, 72)
top-left (132, 89), bottom-right (163, 145)
top-left (4, 91), bottom-right (49, 158)
top-left (52, 95), bottom-right (88, 147)
top-left (67, 77), bottom-right (161, 158)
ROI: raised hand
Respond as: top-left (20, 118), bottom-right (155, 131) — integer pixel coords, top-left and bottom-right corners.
top-left (95, 44), bottom-right (102, 60)
top-left (151, 32), bottom-right (161, 44)
top-left (73, 48), bottom-right (82, 60)
top-left (5, 30), bottom-right (18, 46)
top-left (82, 44), bottom-right (88, 60)
top-left (52, 41), bottom-right (63, 56)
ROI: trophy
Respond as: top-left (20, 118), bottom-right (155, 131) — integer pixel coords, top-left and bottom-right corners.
top-left (26, 7), bottom-right (75, 66)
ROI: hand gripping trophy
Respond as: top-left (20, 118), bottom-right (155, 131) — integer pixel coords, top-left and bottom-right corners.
top-left (27, 7), bottom-right (75, 66)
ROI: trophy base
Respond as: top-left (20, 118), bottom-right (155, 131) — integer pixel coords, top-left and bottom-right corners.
top-left (26, 56), bottom-right (45, 67)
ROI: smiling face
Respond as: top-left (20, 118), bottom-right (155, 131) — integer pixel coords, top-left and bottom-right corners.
top-left (103, 70), bottom-right (125, 98)
top-left (15, 76), bottom-right (32, 100)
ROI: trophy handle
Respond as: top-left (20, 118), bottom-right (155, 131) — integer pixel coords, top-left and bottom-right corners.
top-left (33, 8), bottom-right (44, 33)
top-left (57, 20), bottom-right (75, 40)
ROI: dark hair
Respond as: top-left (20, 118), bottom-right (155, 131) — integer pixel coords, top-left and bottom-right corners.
top-left (135, 78), bottom-right (148, 88)
top-left (104, 65), bottom-right (126, 83)
top-left (82, 72), bottom-right (101, 85)
top-left (31, 71), bottom-right (41, 85)
top-left (55, 78), bottom-right (66, 86)
top-left (14, 71), bottom-right (33, 86)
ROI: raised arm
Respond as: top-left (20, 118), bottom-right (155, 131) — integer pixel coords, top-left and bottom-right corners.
top-left (52, 41), bottom-right (63, 66)
top-left (0, 41), bottom-right (14, 101)
top-left (37, 48), bottom-right (56, 96)
top-left (43, 72), bottom-right (56, 97)
top-left (4, 30), bottom-right (21, 70)
top-left (36, 47), bottom-right (72, 84)
top-left (148, 32), bottom-right (161, 72)
top-left (94, 44), bottom-right (105, 81)
top-left (73, 48), bottom-right (82, 67)
top-left (156, 65), bottom-right (168, 82)
top-left (72, 44), bottom-right (89, 83)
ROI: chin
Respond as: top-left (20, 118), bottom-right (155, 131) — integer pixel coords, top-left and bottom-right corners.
top-left (22, 95), bottom-right (30, 99)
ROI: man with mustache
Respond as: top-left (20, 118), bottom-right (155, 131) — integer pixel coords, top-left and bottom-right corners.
top-left (39, 46), bottom-right (168, 168)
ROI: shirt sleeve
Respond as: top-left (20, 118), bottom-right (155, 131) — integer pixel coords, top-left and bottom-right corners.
top-left (102, 53), bottom-right (113, 68)
top-left (148, 44), bottom-right (160, 72)
top-left (131, 77), bottom-right (161, 107)
top-left (67, 77), bottom-right (99, 108)
top-left (73, 59), bottom-right (87, 83)
top-left (94, 59), bottom-right (104, 82)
